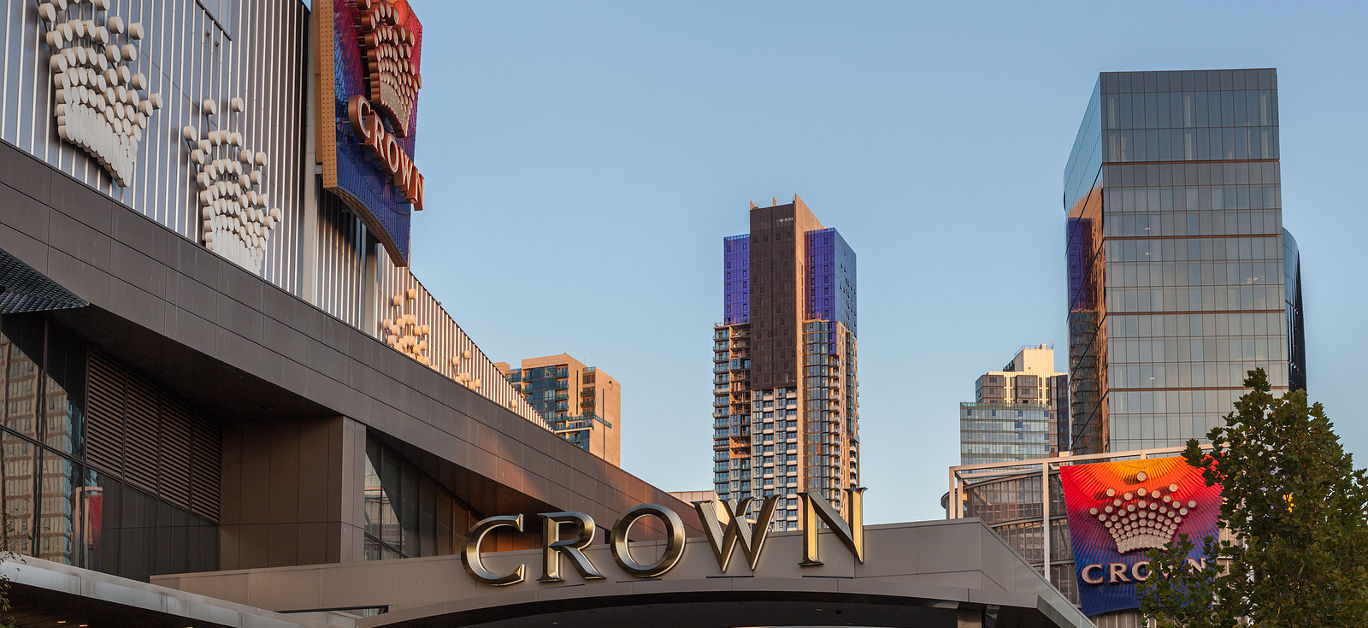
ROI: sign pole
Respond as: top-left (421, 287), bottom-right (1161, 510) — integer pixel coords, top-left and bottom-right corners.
top-left (1041, 461), bottom-right (1050, 583)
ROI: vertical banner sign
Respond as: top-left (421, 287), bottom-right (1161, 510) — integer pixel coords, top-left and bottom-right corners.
top-left (1059, 457), bottom-right (1221, 616)
top-left (316, 0), bottom-right (425, 266)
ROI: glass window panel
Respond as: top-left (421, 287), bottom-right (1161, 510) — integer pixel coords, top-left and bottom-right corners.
top-left (37, 452), bottom-right (77, 564)
top-left (1, 433), bottom-right (35, 555)
top-left (2, 318), bottom-right (42, 439)
top-left (379, 446), bottom-right (402, 548)
top-left (43, 325), bottom-right (85, 458)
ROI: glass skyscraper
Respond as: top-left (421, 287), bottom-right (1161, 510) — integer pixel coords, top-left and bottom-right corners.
top-left (713, 196), bottom-right (859, 529)
top-left (1065, 69), bottom-right (1307, 454)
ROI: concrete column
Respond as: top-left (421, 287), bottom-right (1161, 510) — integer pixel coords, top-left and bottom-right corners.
top-left (957, 605), bottom-right (984, 628)
top-left (219, 415), bottom-right (367, 569)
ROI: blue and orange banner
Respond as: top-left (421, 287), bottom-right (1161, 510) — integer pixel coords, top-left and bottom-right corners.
top-left (316, 0), bottom-right (425, 266)
top-left (1059, 457), bottom-right (1221, 616)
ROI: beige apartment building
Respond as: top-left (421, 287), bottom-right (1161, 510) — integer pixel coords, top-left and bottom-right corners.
top-left (974, 344), bottom-right (1070, 455)
top-left (499, 354), bottom-right (621, 465)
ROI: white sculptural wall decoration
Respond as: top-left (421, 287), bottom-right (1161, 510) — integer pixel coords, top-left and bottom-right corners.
top-left (39, 0), bottom-right (163, 187)
top-left (382, 287), bottom-right (434, 368)
top-left (182, 98), bottom-right (281, 274)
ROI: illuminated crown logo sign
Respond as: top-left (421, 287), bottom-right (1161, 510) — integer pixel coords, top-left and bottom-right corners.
top-left (1088, 471), bottom-right (1200, 554)
top-left (39, 0), bottom-right (162, 186)
top-left (181, 99), bottom-right (280, 273)
top-left (383, 288), bottom-right (433, 367)
top-left (357, 0), bottom-right (421, 136)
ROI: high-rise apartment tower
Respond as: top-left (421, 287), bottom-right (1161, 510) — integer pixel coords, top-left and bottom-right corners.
top-left (500, 354), bottom-right (621, 465)
top-left (960, 344), bottom-right (1069, 465)
top-left (713, 196), bottom-right (859, 529)
top-left (1065, 69), bottom-right (1306, 454)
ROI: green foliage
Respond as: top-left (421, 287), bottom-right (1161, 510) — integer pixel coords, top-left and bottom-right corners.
top-left (1138, 368), bottom-right (1368, 626)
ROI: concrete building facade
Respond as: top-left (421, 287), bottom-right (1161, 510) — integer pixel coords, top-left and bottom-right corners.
top-left (0, 0), bottom-right (692, 620)
top-left (0, 0), bottom-right (1087, 625)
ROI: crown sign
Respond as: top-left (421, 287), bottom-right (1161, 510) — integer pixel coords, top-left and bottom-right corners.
top-left (1088, 471), bottom-right (1199, 554)
top-left (357, 0), bottom-right (421, 137)
top-left (182, 98), bottom-right (280, 274)
top-left (39, 0), bottom-right (162, 187)
top-left (382, 288), bottom-right (434, 367)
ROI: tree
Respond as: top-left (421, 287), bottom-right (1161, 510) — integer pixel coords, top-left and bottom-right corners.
top-left (1138, 368), bottom-right (1368, 626)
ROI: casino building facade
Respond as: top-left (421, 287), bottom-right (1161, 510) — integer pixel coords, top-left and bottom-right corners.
top-left (0, 1), bottom-right (1091, 626)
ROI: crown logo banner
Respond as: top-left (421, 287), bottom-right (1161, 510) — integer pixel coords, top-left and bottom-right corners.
top-left (315, 0), bottom-right (423, 267)
top-left (1059, 457), bottom-right (1221, 617)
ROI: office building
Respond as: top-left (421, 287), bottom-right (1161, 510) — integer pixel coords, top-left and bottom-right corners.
top-left (959, 345), bottom-right (1066, 466)
top-left (974, 344), bottom-right (1070, 455)
top-left (498, 354), bottom-right (621, 465)
top-left (1065, 68), bottom-right (1307, 454)
top-left (959, 404), bottom-right (1051, 466)
top-left (713, 196), bottom-right (859, 530)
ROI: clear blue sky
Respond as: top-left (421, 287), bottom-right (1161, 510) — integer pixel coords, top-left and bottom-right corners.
top-left (404, 0), bottom-right (1368, 524)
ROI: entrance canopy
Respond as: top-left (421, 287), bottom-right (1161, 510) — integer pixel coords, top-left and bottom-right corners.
top-left (154, 520), bottom-right (1095, 628)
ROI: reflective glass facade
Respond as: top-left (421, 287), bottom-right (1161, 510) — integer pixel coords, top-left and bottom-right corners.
top-left (0, 315), bottom-right (218, 581)
top-left (973, 345), bottom-right (1070, 455)
top-left (804, 228), bottom-right (857, 335)
top-left (362, 435), bottom-right (469, 560)
top-left (1065, 69), bottom-right (1307, 453)
top-left (959, 403), bottom-right (1051, 466)
top-left (722, 235), bottom-right (751, 325)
